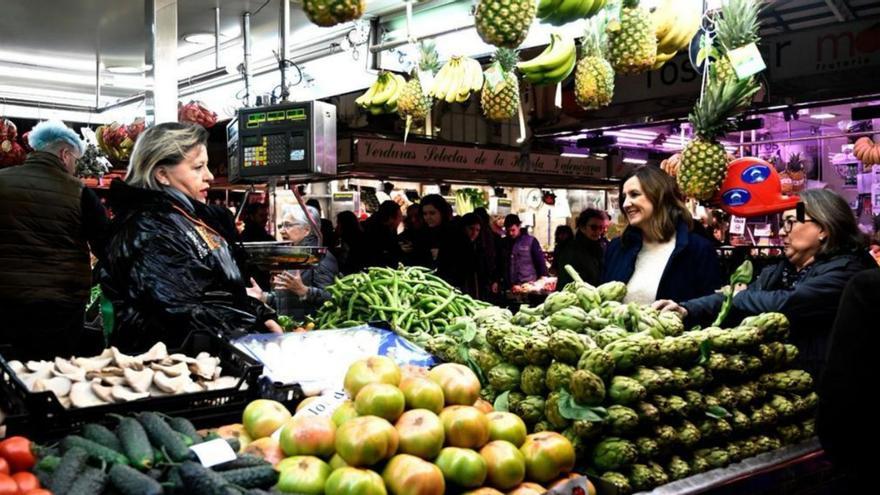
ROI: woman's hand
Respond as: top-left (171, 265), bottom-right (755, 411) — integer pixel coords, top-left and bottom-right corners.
top-left (653, 299), bottom-right (688, 318)
top-left (274, 271), bottom-right (308, 298)
top-left (246, 278), bottom-right (267, 303)
top-left (264, 319), bottom-right (283, 334)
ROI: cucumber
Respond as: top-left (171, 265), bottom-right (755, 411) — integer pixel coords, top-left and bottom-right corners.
top-left (213, 454), bottom-right (270, 471)
top-left (109, 463), bottom-right (164, 495)
top-left (136, 412), bottom-right (191, 462)
top-left (219, 465), bottom-right (279, 489)
top-left (116, 416), bottom-right (155, 470)
top-left (168, 416), bottom-right (202, 445)
top-left (176, 430), bottom-right (194, 447)
top-left (164, 466), bottom-right (184, 493)
top-left (225, 437), bottom-right (241, 453)
top-left (50, 447), bottom-right (89, 495)
top-left (82, 422), bottom-right (124, 452)
top-left (179, 460), bottom-right (235, 495)
top-left (68, 467), bottom-right (109, 495)
top-left (62, 435), bottom-right (130, 466)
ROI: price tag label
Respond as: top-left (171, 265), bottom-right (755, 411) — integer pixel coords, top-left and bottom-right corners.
top-left (754, 223), bottom-right (772, 237)
top-left (727, 43), bottom-right (766, 80)
top-left (483, 62), bottom-right (506, 95)
top-left (730, 216), bottom-right (746, 235)
top-left (294, 390), bottom-right (349, 419)
top-left (190, 438), bottom-right (238, 467)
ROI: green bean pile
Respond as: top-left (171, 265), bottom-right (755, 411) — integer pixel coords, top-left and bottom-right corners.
top-left (314, 265), bottom-right (490, 344)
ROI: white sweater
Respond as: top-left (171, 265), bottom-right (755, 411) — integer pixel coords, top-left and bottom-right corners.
top-left (623, 238), bottom-right (676, 305)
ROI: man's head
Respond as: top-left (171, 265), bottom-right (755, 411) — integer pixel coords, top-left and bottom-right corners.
top-left (504, 214), bottom-right (522, 238)
top-left (576, 208), bottom-right (610, 241)
top-left (243, 202), bottom-right (270, 227)
top-left (461, 213), bottom-right (481, 242)
top-left (28, 120), bottom-right (85, 175)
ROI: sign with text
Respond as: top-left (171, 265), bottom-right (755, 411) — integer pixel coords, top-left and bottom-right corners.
top-left (355, 138), bottom-right (607, 180)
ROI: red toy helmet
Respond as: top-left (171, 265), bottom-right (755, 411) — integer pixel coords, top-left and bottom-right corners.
top-left (717, 157), bottom-right (800, 217)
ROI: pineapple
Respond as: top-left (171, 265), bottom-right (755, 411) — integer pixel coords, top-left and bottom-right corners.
top-left (606, 0), bottom-right (657, 75)
top-left (302, 0), bottom-right (365, 28)
top-left (475, 0), bottom-right (536, 49)
top-left (481, 48), bottom-right (520, 122)
top-left (678, 77), bottom-right (761, 200)
top-left (575, 17), bottom-right (615, 111)
top-left (712, 0), bottom-right (762, 84)
top-left (398, 41), bottom-right (439, 125)
top-left (785, 152), bottom-right (806, 192)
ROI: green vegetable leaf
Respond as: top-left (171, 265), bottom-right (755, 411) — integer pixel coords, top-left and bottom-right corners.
top-left (458, 345), bottom-right (486, 386)
top-left (698, 340), bottom-right (712, 365)
top-left (494, 391), bottom-right (510, 412)
top-left (558, 390), bottom-right (608, 422)
top-left (706, 405), bottom-right (732, 419)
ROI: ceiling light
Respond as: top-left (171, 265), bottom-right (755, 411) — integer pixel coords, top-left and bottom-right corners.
top-left (106, 65), bottom-right (150, 74)
top-left (605, 129), bottom-right (659, 138)
top-left (561, 152), bottom-right (589, 158)
top-left (184, 32), bottom-right (225, 45)
top-left (623, 158), bottom-right (648, 165)
top-left (594, 153), bottom-right (608, 158)
top-left (810, 113), bottom-right (838, 119)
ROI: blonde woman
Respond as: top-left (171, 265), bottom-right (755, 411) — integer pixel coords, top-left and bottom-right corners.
top-left (100, 123), bottom-right (280, 352)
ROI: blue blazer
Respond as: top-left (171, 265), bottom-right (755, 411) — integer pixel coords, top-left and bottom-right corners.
top-left (603, 220), bottom-right (722, 303)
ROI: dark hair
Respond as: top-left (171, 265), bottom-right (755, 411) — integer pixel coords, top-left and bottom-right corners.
top-left (420, 194), bottom-right (453, 223)
top-left (555, 225), bottom-right (574, 241)
top-left (474, 207), bottom-right (490, 223)
top-left (306, 198), bottom-right (322, 213)
top-left (504, 214), bottom-right (522, 228)
top-left (242, 201), bottom-right (268, 217)
top-left (799, 189), bottom-right (864, 257)
top-left (374, 200), bottom-right (402, 224)
top-left (461, 213), bottom-right (481, 227)
top-left (576, 208), bottom-right (608, 228)
top-left (619, 166), bottom-right (692, 242)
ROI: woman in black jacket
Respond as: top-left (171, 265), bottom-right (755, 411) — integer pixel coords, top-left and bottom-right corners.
top-left (655, 189), bottom-right (874, 377)
top-left (101, 123), bottom-right (279, 352)
top-left (417, 194), bottom-right (471, 289)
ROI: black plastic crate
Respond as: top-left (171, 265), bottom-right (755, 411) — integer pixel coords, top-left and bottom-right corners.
top-left (0, 330), bottom-right (263, 441)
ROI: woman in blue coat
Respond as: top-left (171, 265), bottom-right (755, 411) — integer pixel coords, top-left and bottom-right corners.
top-left (604, 165), bottom-right (722, 305)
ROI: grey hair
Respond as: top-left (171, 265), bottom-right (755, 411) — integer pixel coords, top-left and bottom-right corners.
top-left (125, 122), bottom-right (209, 190)
top-left (799, 189), bottom-right (864, 257)
top-left (282, 205), bottom-right (321, 230)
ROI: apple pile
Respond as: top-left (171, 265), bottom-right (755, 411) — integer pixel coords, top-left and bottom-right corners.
top-left (234, 356), bottom-right (588, 495)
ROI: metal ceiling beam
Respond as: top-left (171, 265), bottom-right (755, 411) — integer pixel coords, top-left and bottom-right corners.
top-left (823, 0), bottom-right (855, 21)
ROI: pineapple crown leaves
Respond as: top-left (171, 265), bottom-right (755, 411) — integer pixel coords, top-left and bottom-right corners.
top-left (622, 0), bottom-right (641, 9)
top-left (716, 0), bottom-right (763, 51)
top-left (689, 77), bottom-right (760, 140)
top-left (493, 47), bottom-right (519, 73)
top-left (786, 152), bottom-right (804, 171)
top-left (418, 40), bottom-right (441, 74)
top-left (581, 14), bottom-right (607, 59)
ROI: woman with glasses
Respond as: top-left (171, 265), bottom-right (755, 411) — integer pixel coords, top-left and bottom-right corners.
top-left (100, 123), bottom-right (281, 352)
top-left (255, 206), bottom-right (339, 320)
top-left (655, 188), bottom-right (874, 377)
top-left (604, 166), bottom-right (722, 305)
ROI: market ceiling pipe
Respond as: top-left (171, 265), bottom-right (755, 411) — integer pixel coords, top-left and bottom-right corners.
top-left (279, 0), bottom-right (291, 101)
top-left (214, 7), bottom-right (222, 69)
top-left (242, 11), bottom-right (253, 106)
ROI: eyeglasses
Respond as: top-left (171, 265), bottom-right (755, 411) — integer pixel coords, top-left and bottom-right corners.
top-left (277, 222), bottom-right (298, 229)
top-left (781, 217), bottom-right (817, 234)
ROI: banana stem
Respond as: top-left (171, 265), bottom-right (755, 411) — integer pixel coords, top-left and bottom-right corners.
top-left (517, 99), bottom-right (526, 143)
top-left (555, 82), bottom-right (562, 108)
top-left (404, 115), bottom-right (412, 145)
top-left (426, 108), bottom-right (433, 138)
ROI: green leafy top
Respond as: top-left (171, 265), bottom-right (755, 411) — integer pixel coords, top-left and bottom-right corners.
top-left (493, 48), bottom-right (519, 73)
top-left (622, 0), bottom-right (641, 9)
top-left (690, 77), bottom-right (761, 140)
top-left (581, 14), bottom-right (607, 59)
top-left (716, 0), bottom-right (762, 51)
top-left (786, 152), bottom-right (804, 172)
top-left (418, 40), bottom-right (441, 74)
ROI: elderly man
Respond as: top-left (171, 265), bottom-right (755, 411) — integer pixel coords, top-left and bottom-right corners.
top-left (0, 120), bottom-right (109, 357)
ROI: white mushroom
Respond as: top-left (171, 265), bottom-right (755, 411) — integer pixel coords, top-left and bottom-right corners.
top-left (112, 385), bottom-right (150, 402)
top-left (52, 366), bottom-right (86, 382)
top-left (59, 396), bottom-right (72, 408)
top-left (73, 356), bottom-right (113, 372)
top-left (148, 385), bottom-right (172, 397)
top-left (153, 371), bottom-right (190, 394)
top-left (195, 352), bottom-right (211, 360)
top-left (150, 362), bottom-right (189, 377)
top-left (189, 357), bottom-right (219, 380)
top-left (168, 353), bottom-right (196, 364)
top-left (183, 381), bottom-right (205, 393)
top-left (33, 376), bottom-right (73, 397)
top-left (55, 357), bottom-right (82, 375)
top-left (100, 376), bottom-right (127, 386)
top-left (136, 342), bottom-right (168, 363)
top-left (26, 360), bottom-right (52, 373)
top-left (91, 380), bottom-right (116, 403)
top-left (70, 381), bottom-right (108, 408)
top-left (97, 348), bottom-right (114, 359)
top-left (124, 367), bottom-right (154, 393)
top-left (111, 347), bottom-right (143, 369)
top-left (205, 376), bottom-right (238, 390)
top-left (7, 360), bottom-right (25, 374)
top-left (213, 366), bottom-right (223, 381)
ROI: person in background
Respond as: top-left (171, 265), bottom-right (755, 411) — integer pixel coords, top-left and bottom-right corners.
top-left (363, 200), bottom-right (404, 267)
top-left (240, 202), bottom-right (275, 243)
top-left (334, 210), bottom-right (365, 274)
top-left (306, 198), bottom-right (336, 249)
top-left (0, 120), bottom-right (109, 357)
top-left (474, 207), bottom-right (501, 296)
top-left (655, 188), bottom-right (873, 377)
top-left (257, 206), bottom-right (339, 320)
top-left (501, 214), bottom-right (548, 290)
top-left (555, 209), bottom-right (608, 289)
top-left (418, 194), bottom-right (471, 288)
top-left (101, 123), bottom-right (280, 352)
top-left (550, 225), bottom-right (574, 276)
top-left (399, 203), bottom-right (424, 266)
top-left (460, 213), bottom-right (493, 300)
top-left (604, 165), bottom-right (721, 305)
top-left (818, 268), bottom-right (879, 491)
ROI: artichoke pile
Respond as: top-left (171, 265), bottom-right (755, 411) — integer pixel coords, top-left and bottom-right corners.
top-left (418, 262), bottom-right (816, 493)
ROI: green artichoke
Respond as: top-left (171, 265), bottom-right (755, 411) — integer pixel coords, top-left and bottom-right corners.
top-left (577, 348), bottom-right (616, 378)
top-left (677, 420), bottom-right (702, 448)
top-left (572, 418), bottom-right (604, 440)
top-left (653, 394), bottom-right (688, 419)
top-left (605, 339), bottom-right (644, 371)
top-left (519, 365), bottom-right (547, 396)
top-left (698, 418), bottom-right (733, 441)
top-left (607, 405), bottom-right (640, 436)
top-left (561, 427), bottom-right (589, 461)
top-left (653, 424), bottom-right (676, 449)
top-left (741, 312), bottom-right (790, 341)
top-left (544, 391), bottom-right (570, 429)
top-left (512, 395), bottom-right (545, 425)
top-left (498, 333), bottom-right (530, 366)
top-left (734, 382), bottom-right (759, 406)
top-left (658, 311), bottom-right (685, 336)
top-left (543, 291), bottom-right (579, 315)
top-left (648, 462), bottom-right (669, 488)
top-left (595, 325), bottom-right (629, 348)
top-left (549, 306), bottom-right (590, 332)
top-left (768, 394), bottom-right (796, 418)
top-left (523, 334), bottom-right (552, 366)
top-left (425, 334), bottom-right (460, 363)
top-left (657, 335), bottom-right (700, 366)
top-left (630, 366), bottom-right (663, 393)
top-left (707, 352), bottom-right (728, 373)
top-left (670, 367), bottom-right (692, 391)
top-left (687, 365), bottom-right (713, 388)
top-left (754, 435), bottom-right (782, 453)
top-left (480, 385), bottom-right (498, 403)
top-left (627, 333), bottom-right (661, 363)
top-left (628, 463), bottom-right (655, 492)
top-left (600, 471), bottom-right (632, 495)
top-left (709, 385), bottom-right (738, 409)
top-left (683, 390), bottom-right (705, 415)
top-left (471, 347), bottom-right (503, 376)
top-left (801, 418), bottom-right (816, 438)
top-left (474, 307), bottom-right (513, 325)
top-left (507, 391), bottom-right (526, 411)
top-left (776, 424), bottom-right (802, 445)
top-left (750, 403), bottom-right (779, 428)
top-left (592, 437), bottom-right (638, 471)
top-left (651, 366), bottom-right (675, 391)
top-left (730, 409), bottom-right (752, 432)
top-left (635, 401), bottom-right (660, 424)
top-left (794, 391), bottom-right (819, 414)
top-left (573, 286), bottom-right (603, 312)
top-left (737, 439), bottom-right (759, 459)
top-left (725, 354), bottom-right (748, 375)
top-left (695, 447), bottom-right (730, 469)
top-left (690, 455), bottom-right (710, 474)
top-left (486, 322), bottom-right (522, 349)
top-left (511, 310), bottom-right (539, 326)
top-left (488, 363), bottom-right (521, 392)
top-left (527, 319), bottom-right (554, 337)
top-left (549, 329), bottom-right (588, 364)
top-left (667, 456), bottom-right (691, 481)
top-left (634, 437), bottom-right (659, 460)
top-left (532, 420), bottom-right (556, 432)
top-left (759, 370), bottom-right (814, 394)
top-left (546, 361), bottom-right (575, 391)
top-left (598, 281), bottom-right (627, 302)
top-left (609, 376), bottom-right (647, 405)
top-left (725, 442), bottom-right (744, 463)
top-left (569, 369), bottom-right (606, 406)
